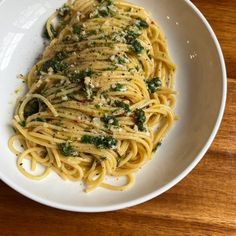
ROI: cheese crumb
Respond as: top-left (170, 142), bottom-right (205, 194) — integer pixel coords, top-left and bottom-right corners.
top-left (62, 95), bottom-right (68, 101)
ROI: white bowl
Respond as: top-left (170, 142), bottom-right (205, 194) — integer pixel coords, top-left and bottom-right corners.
top-left (0, 0), bottom-right (226, 212)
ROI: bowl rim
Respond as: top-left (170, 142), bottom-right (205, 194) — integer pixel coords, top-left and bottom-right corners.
top-left (0, 0), bottom-right (227, 212)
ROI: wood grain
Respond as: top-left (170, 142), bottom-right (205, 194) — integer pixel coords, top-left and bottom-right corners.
top-left (0, 1), bottom-right (236, 235)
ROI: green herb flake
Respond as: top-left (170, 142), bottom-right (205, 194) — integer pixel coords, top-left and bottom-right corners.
top-left (111, 108), bottom-right (120, 114)
top-left (35, 118), bottom-right (46, 122)
top-left (96, 0), bottom-right (116, 18)
top-left (55, 51), bottom-right (67, 60)
top-left (69, 68), bottom-right (94, 84)
top-left (135, 18), bottom-right (149, 29)
top-left (24, 99), bottom-right (40, 118)
top-left (113, 100), bottom-right (130, 113)
top-left (57, 4), bottom-right (70, 17)
top-left (134, 108), bottom-right (146, 132)
top-left (58, 142), bottom-right (75, 156)
top-left (99, 8), bottom-right (109, 17)
top-left (101, 91), bottom-right (109, 99)
top-left (90, 41), bottom-right (97, 47)
top-left (43, 25), bottom-right (50, 40)
top-left (131, 40), bottom-right (144, 54)
top-left (98, 0), bottom-right (113, 4)
top-left (105, 42), bottom-right (114, 48)
top-left (81, 135), bottom-right (117, 149)
top-left (101, 115), bottom-right (119, 128)
top-left (124, 31), bottom-right (144, 54)
top-left (73, 25), bottom-right (82, 35)
top-left (153, 141), bottom-right (162, 152)
top-left (111, 83), bottom-right (125, 92)
top-left (95, 104), bottom-right (101, 109)
top-left (72, 25), bottom-right (87, 41)
top-left (18, 120), bottom-right (26, 128)
top-left (41, 55), bottom-right (68, 73)
top-left (106, 64), bottom-right (118, 71)
top-left (43, 24), bottom-right (57, 40)
top-left (146, 77), bottom-right (162, 93)
top-left (125, 30), bottom-right (140, 44)
top-left (50, 25), bottom-right (57, 38)
top-left (117, 56), bottom-right (127, 64)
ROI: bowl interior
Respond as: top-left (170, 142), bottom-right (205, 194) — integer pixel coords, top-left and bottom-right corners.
top-left (0, 0), bottom-right (225, 212)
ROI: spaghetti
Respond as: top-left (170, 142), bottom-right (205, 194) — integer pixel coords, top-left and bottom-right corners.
top-left (9, 0), bottom-right (176, 192)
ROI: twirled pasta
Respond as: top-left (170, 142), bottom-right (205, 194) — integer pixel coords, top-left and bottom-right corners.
top-left (9, 0), bottom-right (176, 192)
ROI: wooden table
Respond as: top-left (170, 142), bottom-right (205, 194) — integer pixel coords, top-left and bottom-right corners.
top-left (1, 1), bottom-right (235, 235)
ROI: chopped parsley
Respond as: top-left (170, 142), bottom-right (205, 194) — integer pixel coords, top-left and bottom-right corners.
top-left (134, 108), bottom-right (146, 131)
top-left (101, 115), bottom-right (119, 128)
top-left (43, 24), bottom-right (57, 40)
top-left (24, 99), bottom-right (40, 118)
top-left (41, 53), bottom-right (68, 73)
top-left (72, 25), bottom-right (87, 41)
top-left (90, 0), bottom-right (116, 18)
top-left (69, 68), bottom-right (94, 84)
top-left (35, 118), bottom-right (46, 122)
top-left (101, 91), bottom-right (109, 99)
top-left (111, 83), bottom-right (125, 92)
top-left (55, 51), bottom-right (68, 61)
top-left (125, 31), bottom-right (143, 54)
top-left (153, 142), bottom-right (162, 152)
top-left (98, 0), bottom-right (113, 4)
top-left (57, 4), bottom-right (70, 17)
top-left (113, 100), bottom-right (130, 113)
top-left (117, 56), bottom-right (130, 65)
top-left (135, 18), bottom-right (149, 29)
top-left (99, 7), bottom-right (110, 17)
top-left (110, 55), bottom-right (129, 64)
top-left (105, 42), bottom-right (114, 48)
top-left (146, 77), bottom-right (162, 93)
top-left (89, 41), bottom-right (97, 47)
top-left (131, 40), bottom-right (144, 54)
top-left (18, 120), bottom-right (26, 128)
top-left (58, 142), bottom-right (75, 157)
top-left (95, 104), bottom-right (101, 109)
top-left (73, 25), bottom-right (82, 35)
top-left (106, 64), bottom-right (118, 71)
top-left (125, 30), bottom-right (140, 44)
top-left (81, 135), bottom-right (117, 149)
top-left (41, 60), bottom-right (67, 73)
top-left (117, 57), bottom-right (126, 64)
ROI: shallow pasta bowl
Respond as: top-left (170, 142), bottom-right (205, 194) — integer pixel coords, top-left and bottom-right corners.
top-left (0, 0), bottom-right (226, 212)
